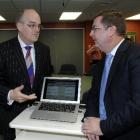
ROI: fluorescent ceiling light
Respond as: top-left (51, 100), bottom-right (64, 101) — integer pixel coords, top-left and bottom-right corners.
top-left (126, 14), bottom-right (140, 20)
top-left (59, 12), bottom-right (82, 20)
top-left (0, 15), bottom-right (6, 21)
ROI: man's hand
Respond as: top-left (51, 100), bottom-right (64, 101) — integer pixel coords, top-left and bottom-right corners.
top-left (86, 134), bottom-right (99, 140)
top-left (82, 117), bottom-right (103, 136)
top-left (87, 45), bottom-right (102, 60)
top-left (10, 85), bottom-right (37, 103)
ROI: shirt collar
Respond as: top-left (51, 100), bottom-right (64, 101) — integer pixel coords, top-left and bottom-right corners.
top-left (108, 38), bottom-right (125, 57)
top-left (18, 34), bottom-right (34, 49)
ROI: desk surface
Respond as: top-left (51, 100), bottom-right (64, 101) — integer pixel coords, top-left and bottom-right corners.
top-left (10, 106), bottom-right (85, 136)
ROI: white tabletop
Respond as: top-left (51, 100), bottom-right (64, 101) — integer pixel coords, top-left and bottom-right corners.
top-left (10, 106), bottom-right (85, 136)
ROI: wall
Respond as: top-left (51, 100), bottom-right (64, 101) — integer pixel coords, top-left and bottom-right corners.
top-left (126, 20), bottom-right (140, 43)
top-left (84, 21), bottom-right (94, 74)
top-left (40, 29), bottom-right (84, 74)
top-left (0, 20), bottom-right (140, 74)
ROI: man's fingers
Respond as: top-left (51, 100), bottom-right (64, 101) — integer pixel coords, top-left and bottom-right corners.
top-left (10, 85), bottom-right (37, 103)
top-left (20, 93), bottom-right (37, 100)
top-left (95, 135), bottom-right (99, 140)
top-left (87, 134), bottom-right (96, 140)
top-left (16, 93), bottom-right (37, 103)
top-left (15, 85), bottom-right (24, 91)
top-left (28, 94), bottom-right (37, 99)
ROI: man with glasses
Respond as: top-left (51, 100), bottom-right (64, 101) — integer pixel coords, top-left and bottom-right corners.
top-left (0, 9), bottom-right (52, 140)
top-left (82, 10), bottom-right (140, 140)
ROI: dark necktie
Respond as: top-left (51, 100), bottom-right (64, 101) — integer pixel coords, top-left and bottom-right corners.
top-left (99, 54), bottom-right (113, 120)
top-left (25, 46), bottom-right (34, 86)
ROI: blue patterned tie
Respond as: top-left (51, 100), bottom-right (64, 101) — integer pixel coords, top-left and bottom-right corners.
top-left (25, 46), bottom-right (34, 86)
top-left (99, 54), bottom-right (113, 120)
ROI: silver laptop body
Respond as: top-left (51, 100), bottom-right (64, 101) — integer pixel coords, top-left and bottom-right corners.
top-left (31, 77), bottom-right (81, 123)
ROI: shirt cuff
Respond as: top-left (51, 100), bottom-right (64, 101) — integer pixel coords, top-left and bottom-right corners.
top-left (7, 90), bottom-right (14, 105)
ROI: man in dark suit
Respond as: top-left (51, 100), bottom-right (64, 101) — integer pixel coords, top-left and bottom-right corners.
top-left (0, 9), bottom-right (52, 140)
top-left (82, 10), bottom-right (140, 140)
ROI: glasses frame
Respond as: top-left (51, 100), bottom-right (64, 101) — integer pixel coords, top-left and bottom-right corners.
top-left (91, 25), bottom-right (112, 32)
top-left (26, 23), bottom-right (43, 30)
top-left (20, 21), bottom-right (43, 30)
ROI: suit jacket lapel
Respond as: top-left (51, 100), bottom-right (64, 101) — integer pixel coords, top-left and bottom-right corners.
top-left (105, 39), bottom-right (130, 92)
top-left (14, 38), bottom-right (31, 86)
top-left (32, 43), bottom-right (40, 88)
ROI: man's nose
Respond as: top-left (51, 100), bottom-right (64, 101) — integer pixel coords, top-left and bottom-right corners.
top-left (36, 26), bottom-right (40, 32)
top-left (89, 30), bottom-right (94, 39)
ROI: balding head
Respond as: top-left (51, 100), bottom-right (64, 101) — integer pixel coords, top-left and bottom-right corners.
top-left (16, 9), bottom-right (41, 44)
top-left (16, 9), bottom-right (41, 24)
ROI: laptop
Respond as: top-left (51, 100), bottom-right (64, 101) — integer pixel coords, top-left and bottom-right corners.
top-left (31, 76), bottom-right (81, 123)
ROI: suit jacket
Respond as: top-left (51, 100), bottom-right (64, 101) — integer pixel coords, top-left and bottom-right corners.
top-left (0, 37), bottom-right (52, 119)
top-left (84, 39), bottom-right (140, 140)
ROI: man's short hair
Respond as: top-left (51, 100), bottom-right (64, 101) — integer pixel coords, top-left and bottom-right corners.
top-left (94, 10), bottom-right (126, 36)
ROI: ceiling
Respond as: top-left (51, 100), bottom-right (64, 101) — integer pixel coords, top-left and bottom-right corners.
top-left (0, 0), bottom-right (140, 23)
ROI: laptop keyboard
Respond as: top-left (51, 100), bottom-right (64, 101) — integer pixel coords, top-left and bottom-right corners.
top-left (39, 102), bottom-right (76, 113)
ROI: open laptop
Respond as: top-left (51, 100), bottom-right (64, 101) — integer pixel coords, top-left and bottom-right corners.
top-left (31, 76), bottom-right (81, 123)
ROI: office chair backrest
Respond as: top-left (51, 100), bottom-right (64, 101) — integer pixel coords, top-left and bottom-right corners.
top-left (59, 64), bottom-right (77, 75)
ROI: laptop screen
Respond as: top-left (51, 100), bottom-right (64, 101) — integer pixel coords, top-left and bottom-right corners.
top-left (43, 79), bottom-right (79, 101)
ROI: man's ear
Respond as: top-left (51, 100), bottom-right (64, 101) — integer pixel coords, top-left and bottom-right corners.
top-left (16, 22), bottom-right (23, 32)
top-left (109, 26), bottom-right (117, 36)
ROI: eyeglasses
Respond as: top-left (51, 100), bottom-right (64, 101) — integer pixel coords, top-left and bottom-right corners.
top-left (91, 26), bottom-right (111, 32)
top-left (24, 23), bottom-right (43, 30)
top-left (91, 27), bottom-right (102, 32)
